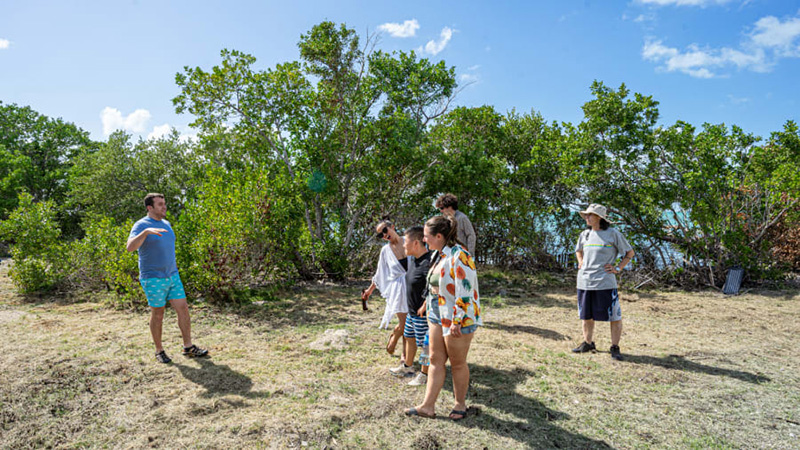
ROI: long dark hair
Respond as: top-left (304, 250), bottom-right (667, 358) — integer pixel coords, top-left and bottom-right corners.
top-left (425, 214), bottom-right (461, 247)
top-left (586, 218), bottom-right (610, 230)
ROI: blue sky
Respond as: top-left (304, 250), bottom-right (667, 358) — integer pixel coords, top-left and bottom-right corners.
top-left (1, 0), bottom-right (799, 142)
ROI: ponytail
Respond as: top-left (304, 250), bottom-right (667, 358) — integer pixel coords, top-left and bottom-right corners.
top-left (425, 214), bottom-right (462, 247)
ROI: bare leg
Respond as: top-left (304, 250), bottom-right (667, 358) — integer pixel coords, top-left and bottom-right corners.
top-left (169, 298), bottom-right (192, 347)
top-left (413, 323), bottom-right (446, 416)
top-left (387, 312), bottom-right (407, 354)
top-left (150, 306), bottom-right (165, 352)
top-left (445, 331), bottom-right (475, 415)
top-left (404, 337), bottom-right (417, 367)
top-left (610, 320), bottom-right (622, 346)
top-left (582, 319), bottom-right (595, 343)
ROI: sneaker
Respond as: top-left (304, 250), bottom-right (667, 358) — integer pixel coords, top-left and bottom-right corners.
top-left (610, 345), bottom-right (624, 361)
top-left (155, 350), bottom-right (172, 364)
top-left (572, 341), bottom-right (596, 353)
top-left (408, 372), bottom-right (428, 386)
top-left (389, 363), bottom-right (415, 377)
top-left (182, 344), bottom-right (209, 358)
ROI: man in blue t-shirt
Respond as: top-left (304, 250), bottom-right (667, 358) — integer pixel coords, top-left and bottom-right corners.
top-left (127, 193), bottom-right (208, 363)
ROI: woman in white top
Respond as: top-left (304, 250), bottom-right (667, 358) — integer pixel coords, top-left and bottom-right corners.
top-left (362, 220), bottom-right (409, 354)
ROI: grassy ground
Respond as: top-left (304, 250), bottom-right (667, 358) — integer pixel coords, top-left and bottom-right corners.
top-left (1, 262), bottom-right (799, 449)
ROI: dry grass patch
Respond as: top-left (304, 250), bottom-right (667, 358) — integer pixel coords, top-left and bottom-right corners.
top-left (1, 263), bottom-right (799, 448)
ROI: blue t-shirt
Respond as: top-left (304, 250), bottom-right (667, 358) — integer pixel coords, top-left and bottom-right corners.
top-left (129, 216), bottom-right (178, 280)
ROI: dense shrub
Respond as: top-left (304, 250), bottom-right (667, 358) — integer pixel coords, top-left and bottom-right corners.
top-left (175, 167), bottom-right (301, 302)
top-left (767, 207), bottom-right (800, 273)
top-left (0, 194), bottom-right (68, 293)
top-left (72, 216), bottom-right (143, 308)
top-left (69, 130), bottom-right (199, 224)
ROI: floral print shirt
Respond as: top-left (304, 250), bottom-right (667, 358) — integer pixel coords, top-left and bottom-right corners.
top-left (435, 245), bottom-right (482, 336)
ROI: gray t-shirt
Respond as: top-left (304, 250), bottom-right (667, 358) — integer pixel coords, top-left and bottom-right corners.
top-left (574, 228), bottom-right (633, 290)
top-left (454, 210), bottom-right (476, 255)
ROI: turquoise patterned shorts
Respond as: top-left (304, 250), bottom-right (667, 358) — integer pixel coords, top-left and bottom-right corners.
top-left (140, 273), bottom-right (185, 308)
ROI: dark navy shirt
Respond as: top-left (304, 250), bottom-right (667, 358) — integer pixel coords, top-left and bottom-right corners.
top-left (405, 250), bottom-right (433, 313)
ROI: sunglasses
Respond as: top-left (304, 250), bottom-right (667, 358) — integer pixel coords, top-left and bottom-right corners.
top-left (375, 226), bottom-right (389, 239)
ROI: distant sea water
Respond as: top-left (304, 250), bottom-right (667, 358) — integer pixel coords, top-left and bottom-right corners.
top-left (478, 208), bottom-right (692, 270)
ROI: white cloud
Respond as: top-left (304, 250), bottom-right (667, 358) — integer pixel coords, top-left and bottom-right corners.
top-left (686, 67), bottom-right (715, 78)
top-left (642, 40), bottom-right (678, 60)
top-left (720, 47), bottom-right (769, 71)
top-left (421, 27), bottom-right (453, 56)
top-left (101, 107), bottom-right (152, 135)
top-left (643, 40), bottom-right (730, 78)
top-left (642, 11), bottom-right (800, 77)
top-left (377, 19), bottom-right (419, 38)
top-left (147, 123), bottom-right (171, 140)
top-left (459, 64), bottom-right (481, 85)
top-left (459, 73), bottom-right (479, 84)
top-left (178, 132), bottom-right (198, 144)
top-left (637, 0), bottom-right (731, 6)
top-left (0, 39), bottom-right (10, 49)
top-left (149, 124), bottom-right (198, 143)
top-left (749, 15), bottom-right (800, 56)
top-left (634, 13), bottom-right (656, 23)
top-left (664, 44), bottom-right (721, 72)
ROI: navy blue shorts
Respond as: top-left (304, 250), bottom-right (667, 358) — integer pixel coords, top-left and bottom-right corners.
top-left (577, 289), bottom-right (621, 322)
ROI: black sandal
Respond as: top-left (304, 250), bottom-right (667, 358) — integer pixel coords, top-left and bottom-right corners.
top-left (182, 344), bottom-right (208, 357)
top-left (155, 350), bottom-right (172, 364)
top-left (449, 409), bottom-right (467, 421)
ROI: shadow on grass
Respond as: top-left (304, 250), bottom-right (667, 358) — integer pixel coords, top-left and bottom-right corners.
top-left (173, 357), bottom-right (271, 399)
top-left (446, 365), bottom-right (611, 449)
top-left (483, 322), bottom-right (571, 341)
top-left (625, 354), bottom-right (770, 384)
top-left (749, 289), bottom-right (800, 301)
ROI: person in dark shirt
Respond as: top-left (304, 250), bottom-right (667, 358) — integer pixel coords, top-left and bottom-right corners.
top-left (389, 226), bottom-right (433, 386)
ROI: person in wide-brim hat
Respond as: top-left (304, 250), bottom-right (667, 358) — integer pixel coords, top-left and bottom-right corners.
top-left (572, 203), bottom-right (634, 361)
top-left (579, 203), bottom-right (612, 222)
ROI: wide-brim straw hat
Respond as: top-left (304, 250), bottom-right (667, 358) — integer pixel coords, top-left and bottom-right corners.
top-left (579, 204), bottom-right (611, 221)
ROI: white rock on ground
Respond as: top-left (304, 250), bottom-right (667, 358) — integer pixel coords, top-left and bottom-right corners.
top-left (309, 329), bottom-right (350, 351)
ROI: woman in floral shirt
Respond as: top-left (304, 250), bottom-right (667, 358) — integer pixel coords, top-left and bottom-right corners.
top-left (405, 214), bottom-right (482, 421)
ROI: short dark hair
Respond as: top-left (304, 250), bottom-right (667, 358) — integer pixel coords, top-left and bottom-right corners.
top-left (404, 226), bottom-right (424, 244)
top-left (586, 218), bottom-right (611, 230)
top-left (435, 193), bottom-right (458, 210)
top-left (144, 193), bottom-right (165, 209)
